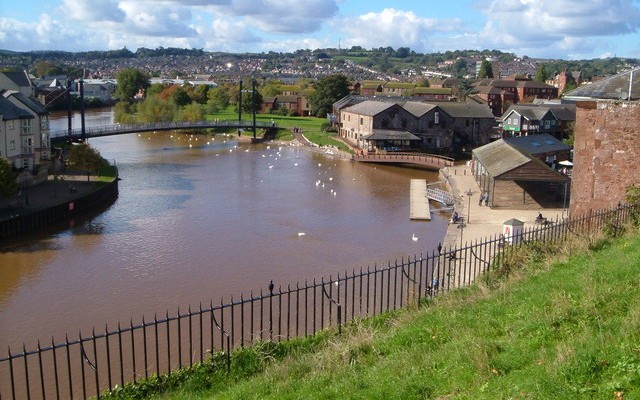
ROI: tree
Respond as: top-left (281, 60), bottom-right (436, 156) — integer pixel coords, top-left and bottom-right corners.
top-left (114, 68), bottom-right (150, 102)
top-left (0, 157), bottom-right (18, 199)
top-left (452, 79), bottom-right (475, 101)
top-left (170, 86), bottom-right (191, 107)
top-left (534, 64), bottom-right (548, 82)
top-left (562, 81), bottom-right (578, 94)
top-left (136, 95), bottom-right (176, 123)
top-left (177, 103), bottom-right (204, 121)
top-left (208, 87), bottom-right (231, 109)
top-left (240, 89), bottom-right (263, 114)
top-left (478, 60), bottom-right (494, 79)
top-left (66, 144), bottom-right (109, 174)
top-left (309, 74), bottom-right (351, 118)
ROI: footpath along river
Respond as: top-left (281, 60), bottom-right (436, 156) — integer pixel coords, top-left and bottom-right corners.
top-left (0, 110), bottom-right (449, 351)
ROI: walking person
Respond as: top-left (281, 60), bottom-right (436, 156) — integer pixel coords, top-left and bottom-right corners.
top-left (484, 192), bottom-right (489, 206)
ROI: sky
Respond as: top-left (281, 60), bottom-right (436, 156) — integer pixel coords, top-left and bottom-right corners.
top-left (1, 0), bottom-right (640, 60)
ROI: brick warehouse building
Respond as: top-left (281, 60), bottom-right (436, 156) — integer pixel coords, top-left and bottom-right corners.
top-left (565, 68), bottom-right (640, 216)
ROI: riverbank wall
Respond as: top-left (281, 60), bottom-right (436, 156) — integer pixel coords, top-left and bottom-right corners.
top-left (0, 178), bottom-right (119, 239)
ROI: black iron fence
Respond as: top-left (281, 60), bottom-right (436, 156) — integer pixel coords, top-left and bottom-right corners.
top-left (0, 204), bottom-right (636, 399)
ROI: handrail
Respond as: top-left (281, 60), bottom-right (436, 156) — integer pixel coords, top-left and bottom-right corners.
top-left (50, 120), bottom-right (276, 140)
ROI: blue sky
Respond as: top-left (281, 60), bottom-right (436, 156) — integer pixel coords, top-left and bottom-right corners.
top-left (1, 0), bottom-right (640, 60)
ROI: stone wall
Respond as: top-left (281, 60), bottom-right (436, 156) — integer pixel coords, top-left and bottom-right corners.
top-left (570, 101), bottom-right (640, 216)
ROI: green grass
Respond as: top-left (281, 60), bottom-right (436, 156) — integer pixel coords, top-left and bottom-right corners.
top-left (104, 229), bottom-right (640, 400)
top-left (204, 108), bottom-right (348, 150)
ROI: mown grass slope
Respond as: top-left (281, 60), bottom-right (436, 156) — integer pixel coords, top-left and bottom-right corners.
top-left (107, 232), bottom-right (640, 400)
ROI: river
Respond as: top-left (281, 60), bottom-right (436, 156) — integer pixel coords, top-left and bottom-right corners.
top-left (0, 109), bottom-right (449, 351)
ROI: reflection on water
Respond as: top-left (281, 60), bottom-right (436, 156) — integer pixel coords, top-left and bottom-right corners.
top-left (0, 115), bottom-right (449, 351)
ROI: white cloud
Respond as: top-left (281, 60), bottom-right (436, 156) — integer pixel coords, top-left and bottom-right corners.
top-left (61, 0), bottom-right (125, 22)
top-left (478, 0), bottom-right (640, 57)
top-left (338, 8), bottom-right (462, 52)
top-left (118, 1), bottom-right (198, 37)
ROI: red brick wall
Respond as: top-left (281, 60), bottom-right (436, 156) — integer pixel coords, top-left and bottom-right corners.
top-left (570, 101), bottom-right (640, 216)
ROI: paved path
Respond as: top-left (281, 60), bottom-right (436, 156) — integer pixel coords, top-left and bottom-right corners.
top-left (0, 174), bottom-right (98, 221)
top-left (440, 163), bottom-right (566, 250)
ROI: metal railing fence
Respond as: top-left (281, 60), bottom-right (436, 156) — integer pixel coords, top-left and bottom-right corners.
top-left (0, 204), bottom-right (635, 399)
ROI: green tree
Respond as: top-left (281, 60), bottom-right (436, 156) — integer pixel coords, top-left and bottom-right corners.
top-left (452, 79), bottom-right (475, 101)
top-left (562, 81), bottom-right (578, 94)
top-left (240, 89), bottom-right (263, 114)
top-left (66, 144), bottom-right (109, 174)
top-left (0, 157), bottom-right (18, 198)
top-left (147, 83), bottom-right (166, 97)
top-left (192, 84), bottom-right (210, 104)
top-left (477, 60), bottom-right (494, 78)
top-left (309, 74), bottom-right (351, 118)
top-left (114, 68), bottom-right (151, 102)
top-left (136, 95), bottom-right (176, 123)
top-left (177, 103), bottom-right (204, 122)
top-left (534, 64), bottom-right (548, 82)
top-left (208, 87), bottom-right (231, 109)
top-left (170, 86), bottom-right (191, 107)
top-left (114, 101), bottom-right (136, 124)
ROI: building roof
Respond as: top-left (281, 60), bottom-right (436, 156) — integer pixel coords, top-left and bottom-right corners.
top-left (438, 102), bottom-right (495, 119)
top-left (503, 133), bottom-right (570, 155)
top-left (413, 87), bottom-right (452, 95)
top-left (0, 96), bottom-right (34, 120)
top-left (563, 67), bottom-right (640, 101)
top-left (473, 139), bottom-right (569, 182)
top-left (342, 100), bottom-right (396, 116)
top-left (366, 129), bottom-right (421, 141)
top-left (473, 139), bottom-right (531, 177)
top-left (0, 70), bottom-right (32, 88)
top-left (502, 104), bottom-right (576, 122)
top-left (3, 91), bottom-right (47, 115)
top-left (401, 101), bottom-right (437, 117)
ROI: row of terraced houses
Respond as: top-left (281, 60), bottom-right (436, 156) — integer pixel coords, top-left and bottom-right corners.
top-left (0, 71), bottom-right (51, 186)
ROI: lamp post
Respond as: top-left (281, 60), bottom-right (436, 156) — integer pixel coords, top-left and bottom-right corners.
top-left (465, 188), bottom-right (473, 224)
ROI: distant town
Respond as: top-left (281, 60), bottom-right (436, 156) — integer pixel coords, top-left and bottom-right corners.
top-left (1, 46), bottom-right (639, 218)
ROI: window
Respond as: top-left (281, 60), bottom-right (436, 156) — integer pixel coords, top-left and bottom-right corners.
top-left (10, 140), bottom-right (15, 150)
top-left (434, 111), bottom-right (439, 124)
top-left (360, 117), bottom-right (363, 125)
top-left (465, 119), bottom-right (470, 127)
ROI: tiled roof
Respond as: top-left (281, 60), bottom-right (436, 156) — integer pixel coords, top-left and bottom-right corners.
top-left (3, 91), bottom-right (47, 114)
top-left (401, 101), bottom-right (437, 117)
top-left (504, 133), bottom-right (570, 155)
top-left (0, 97), bottom-right (34, 120)
top-left (563, 68), bottom-right (640, 101)
top-left (502, 104), bottom-right (576, 122)
top-left (0, 71), bottom-right (32, 88)
top-left (438, 102), bottom-right (495, 119)
top-left (342, 100), bottom-right (396, 116)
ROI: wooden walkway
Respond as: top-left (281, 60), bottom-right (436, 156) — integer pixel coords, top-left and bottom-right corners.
top-left (353, 152), bottom-right (455, 170)
top-left (410, 179), bottom-right (431, 220)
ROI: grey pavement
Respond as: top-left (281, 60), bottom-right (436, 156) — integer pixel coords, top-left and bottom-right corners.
top-left (440, 163), bottom-right (566, 250)
top-left (0, 174), bottom-right (97, 220)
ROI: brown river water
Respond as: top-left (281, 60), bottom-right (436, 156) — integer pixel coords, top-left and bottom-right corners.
top-left (0, 109), bottom-right (448, 351)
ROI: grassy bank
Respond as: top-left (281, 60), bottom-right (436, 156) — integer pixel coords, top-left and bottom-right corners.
top-left (105, 232), bottom-right (640, 399)
top-left (205, 108), bottom-right (350, 152)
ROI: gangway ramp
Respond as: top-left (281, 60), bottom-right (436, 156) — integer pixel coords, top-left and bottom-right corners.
top-left (410, 179), bottom-right (431, 220)
top-left (426, 187), bottom-right (455, 206)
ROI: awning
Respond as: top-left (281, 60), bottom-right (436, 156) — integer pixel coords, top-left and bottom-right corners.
top-left (365, 129), bottom-right (421, 141)
top-left (558, 160), bottom-right (573, 166)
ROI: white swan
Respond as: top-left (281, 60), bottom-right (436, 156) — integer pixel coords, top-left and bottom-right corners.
top-left (412, 234), bottom-right (418, 242)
